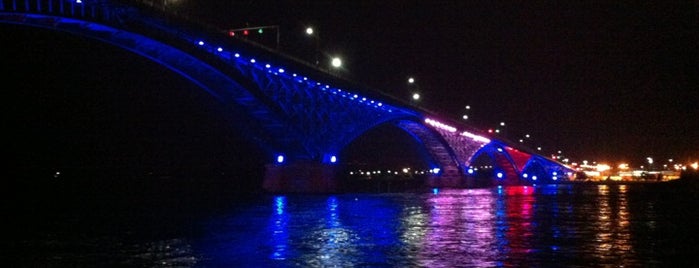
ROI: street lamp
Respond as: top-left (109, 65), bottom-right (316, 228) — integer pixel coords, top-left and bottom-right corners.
top-left (462, 105), bottom-right (471, 120)
top-left (407, 77), bottom-right (421, 103)
top-left (331, 57), bottom-right (342, 68)
top-left (305, 26), bottom-right (320, 65)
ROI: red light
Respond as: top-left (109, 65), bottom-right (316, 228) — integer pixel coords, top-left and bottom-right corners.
top-left (243, 30), bottom-right (249, 35)
top-left (228, 31), bottom-right (235, 37)
top-left (488, 129), bottom-right (493, 133)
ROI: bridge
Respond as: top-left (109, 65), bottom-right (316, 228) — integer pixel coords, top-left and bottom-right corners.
top-left (1, 0), bottom-right (573, 193)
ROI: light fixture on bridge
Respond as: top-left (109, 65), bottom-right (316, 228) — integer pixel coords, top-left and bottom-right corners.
top-left (276, 154), bottom-right (285, 164)
top-left (331, 57), bottom-right (342, 68)
top-left (425, 118), bottom-right (457, 132)
top-left (323, 154), bottom-right (338, 164)
top-left (496, 172), bottom-right (504, 179)
top-left (412, 93), bottom-right (420, 101)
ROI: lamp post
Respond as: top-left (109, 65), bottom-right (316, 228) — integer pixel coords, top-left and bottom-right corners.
top-left (408, 77), bottom-right (421, 104)
top-left (462, 105), bottom-right (471, 121)
top-left (305, 26), bottom-right (320, 65)
top-left (331, 57), bottom-right (342, 68)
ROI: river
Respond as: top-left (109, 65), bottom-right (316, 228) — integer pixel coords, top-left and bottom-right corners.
top-left (4, 180), bottom-right (698, 267)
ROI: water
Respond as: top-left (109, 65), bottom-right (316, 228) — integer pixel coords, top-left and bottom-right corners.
top-left (4, 181), bottom-right (698, 267)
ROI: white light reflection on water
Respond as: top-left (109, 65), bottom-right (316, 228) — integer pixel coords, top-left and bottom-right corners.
top-left (593, 184), bottom-right (634, 263)
top-left (190, 184), bottom-right (693, 267)
top-left (302, 196), bottom-right (360, 267)
top-left (413, 186), bottom-right (536, 267)
top-left (269, 196), bottom-right (289, 260)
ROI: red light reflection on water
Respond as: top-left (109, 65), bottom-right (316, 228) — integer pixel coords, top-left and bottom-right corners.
top-left (419, 187), bottom-right (536, 267)
top-left (418, 187), bottom-right (537, 267)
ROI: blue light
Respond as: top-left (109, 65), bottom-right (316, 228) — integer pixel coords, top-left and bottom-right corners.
top-left (532, 176), bottom-right (538, 181)
top-left (276, 154), bottom-right (285, 164)
top-left (234, 53), bottom-right (240, 58)
top-left (278, 68), bottom-right (285, 73)
top-left (330, 155), bottom-right (337, 163)
top-left (523, 173), bottom-right (529, 178)
top-left (496, 172), bottom-right (503, 179)
top-left (197, 41), bottom-right (204, 46)
top-left (467, 168), bottom-right (474, 174)
top-left (432, 188), bottom-right (439, 194)
top-left (275, 196), bottom-right (286, 215)
top-left (217, 47), bottom-right (223, 52)
top-left (552, 176), bottom-right (558, 181)
top-left (265, 64), bottom-right (271, 68)
top-left (431, 168), bottom-right (441, 174)
top-left (250, 59), bottom-right (256, 63)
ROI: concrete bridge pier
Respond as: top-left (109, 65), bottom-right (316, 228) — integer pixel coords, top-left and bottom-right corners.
top-left (425, 166), bottom-right (468, 188)
top-left (263, 160), bottom-right (338, 193)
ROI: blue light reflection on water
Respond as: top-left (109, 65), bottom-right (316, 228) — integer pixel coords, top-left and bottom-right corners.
top-left (190, 184), bottom-right (697, 267)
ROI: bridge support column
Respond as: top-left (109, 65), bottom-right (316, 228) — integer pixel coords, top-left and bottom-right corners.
top-left (425, 167), bottom-right (467, 188)
top-left (263, 160), bottom-right (338, 193)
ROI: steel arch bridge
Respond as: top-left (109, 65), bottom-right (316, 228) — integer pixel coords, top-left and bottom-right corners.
top-left (1, 0), bottom-right (573, 192)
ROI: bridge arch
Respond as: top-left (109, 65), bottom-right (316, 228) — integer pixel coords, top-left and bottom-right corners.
top-left (467, 142), bottom-right (524, 186)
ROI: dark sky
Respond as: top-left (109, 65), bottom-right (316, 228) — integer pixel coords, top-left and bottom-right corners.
top-left (177, 0), bottom-right (698, 166)
top-left (4, 0), bottom-right (698, 171)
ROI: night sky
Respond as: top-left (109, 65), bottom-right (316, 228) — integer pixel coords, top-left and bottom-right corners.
top-left (3, 0), bottom-right (698, 174)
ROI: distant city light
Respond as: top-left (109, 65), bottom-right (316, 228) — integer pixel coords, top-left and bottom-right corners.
top-left (276, 154), bottom-right (285, 164)
top-left (306, 27), bottom-right (314, 35)
top-left (412, 93), bottom-right (420, 100)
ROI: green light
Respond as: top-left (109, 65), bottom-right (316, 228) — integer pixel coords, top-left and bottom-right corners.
top-left (258, 28), bottom-right (263, 34)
